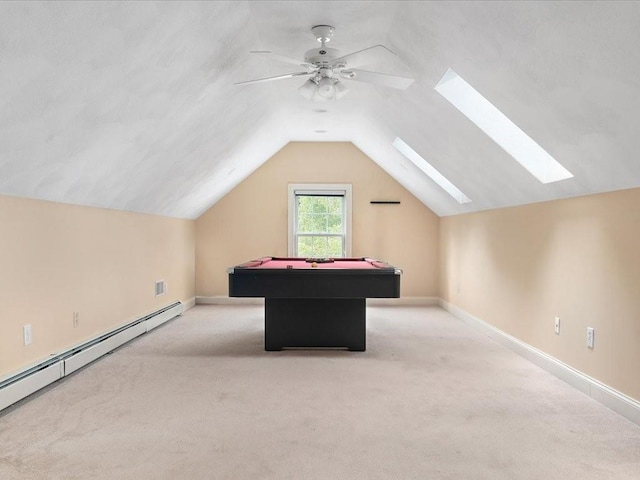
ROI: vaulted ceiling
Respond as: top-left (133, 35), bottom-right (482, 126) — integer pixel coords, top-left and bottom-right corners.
top-left (2, 1), bottom-right (640, 219)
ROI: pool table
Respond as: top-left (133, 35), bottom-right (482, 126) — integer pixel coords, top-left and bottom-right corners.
top-left (228, 257), bottom-right (402, 351)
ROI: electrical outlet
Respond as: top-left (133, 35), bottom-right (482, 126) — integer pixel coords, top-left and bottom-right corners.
top-left (587, 327), bottom-right (595, 348)
top-left (554, 316), bottom-right (560, 335)
top-left (73, 312), bottom-right (79, 328)
top-left (23, 325), bottom-right (32, 346)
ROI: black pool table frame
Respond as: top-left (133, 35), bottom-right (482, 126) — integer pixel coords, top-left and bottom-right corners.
top-left (228, 257), bottom-right (401, 351)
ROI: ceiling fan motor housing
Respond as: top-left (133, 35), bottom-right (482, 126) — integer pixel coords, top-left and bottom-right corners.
top-left (304, 47), bottom-right (340, 66)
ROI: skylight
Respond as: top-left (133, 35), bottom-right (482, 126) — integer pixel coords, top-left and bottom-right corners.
top-left (434, 68), bottom-right (573, 184)
top-left (392, 137), bottom-right (471, 204)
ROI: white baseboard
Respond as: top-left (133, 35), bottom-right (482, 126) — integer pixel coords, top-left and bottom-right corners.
top-left (145, 302), bottom-right (183, 332)
top-left (439, 299), bottom-right (640, 427)
top-left (1, 302), bottom-right (184, 412)
top-left (64, 323), bottom-right (147, 376)
top-left (196, 296), bottom-right (438, 306)
top-left (182, 297), bottom-right (196, 310)
top-left (0, 363), bottom-right (63, 412)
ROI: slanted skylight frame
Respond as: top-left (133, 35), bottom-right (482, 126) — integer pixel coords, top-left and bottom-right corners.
top-left (392, 137), bottom-right (471, 204)
top-left (435, 68), bottom-right (573, 184)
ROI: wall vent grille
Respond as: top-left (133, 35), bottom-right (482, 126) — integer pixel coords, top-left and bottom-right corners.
top-left (155, 280), bottom-right (166, 297)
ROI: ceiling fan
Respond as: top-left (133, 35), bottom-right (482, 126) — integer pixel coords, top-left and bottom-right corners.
top-left (234, 25), bottom-right (414, 102)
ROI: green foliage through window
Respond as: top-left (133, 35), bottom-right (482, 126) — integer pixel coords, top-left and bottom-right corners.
top-left (295, 195), bottom-right (344, 257)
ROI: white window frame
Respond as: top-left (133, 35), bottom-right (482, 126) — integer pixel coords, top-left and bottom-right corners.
top-left (288, 183), bottom-right (352, 257)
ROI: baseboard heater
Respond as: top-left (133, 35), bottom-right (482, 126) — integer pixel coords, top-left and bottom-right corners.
top-left (0, 302), bottom-right (183, 412)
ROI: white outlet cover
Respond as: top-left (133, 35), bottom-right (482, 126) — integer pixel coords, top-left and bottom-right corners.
top-left (587, 327), bottom-right (595, 348)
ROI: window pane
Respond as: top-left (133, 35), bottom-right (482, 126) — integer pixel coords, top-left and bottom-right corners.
top-left (297, 236), bottom-right (314, 257)
top-left (297, 196), bottom-right (313, 214)
top-left (327, 236), bottom-right (343, 257)
top-left (311, 236), bottom-right (328, 257)
top-left (293, 191), bottom-right (347, 258)
top-left (297, 213), bottom-right (315, 233)
top-left (327, 197), bottom-right (342, 214)
top-left (312, 214), bottom-right (328, 233)
top-left (327, 214), bottom-right (342, 233)
top-left (312, 197), bottom-right (327, 214)
top-left (298, 214), bottom-right (332, 233)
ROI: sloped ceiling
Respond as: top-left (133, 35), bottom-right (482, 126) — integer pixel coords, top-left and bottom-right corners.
top-left (2, 1), bottom-right (640, 219)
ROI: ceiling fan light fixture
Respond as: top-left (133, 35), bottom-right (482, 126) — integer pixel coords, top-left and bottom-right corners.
top-left (238, 25), bottom-right (415, 103)
top-left (311, 88), bottom-right (329, 103)
top-left (334, 80), bottom-right (349, 99)
top-left (237, 25), bottom-right (415, 102)
top-left (317, 76), bottom-right (335, 98)
top-left (298, 79), bottom-right (317, 99)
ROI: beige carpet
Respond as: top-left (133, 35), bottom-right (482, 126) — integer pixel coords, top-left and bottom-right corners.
top-left (1, 305), bottom-right (639, 479)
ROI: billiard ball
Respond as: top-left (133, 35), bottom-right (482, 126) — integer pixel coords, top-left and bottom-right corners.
top-left (311, 262), bottom-right (317, 268)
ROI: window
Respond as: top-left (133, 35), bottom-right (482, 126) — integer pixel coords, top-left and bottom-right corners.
top-left (393, 137), bottom-right (471, 204)
top-left (434, 68), bottom-right (573, 184)
top-left (288, 184), bottom-right (352, 258)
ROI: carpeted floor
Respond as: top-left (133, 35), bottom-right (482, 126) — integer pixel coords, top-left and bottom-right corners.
top-left (1, 305), bottom-right (639, 479)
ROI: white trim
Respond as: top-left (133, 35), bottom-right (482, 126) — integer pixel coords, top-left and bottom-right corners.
top-left (0, 302), bottom-right (183, 412)
top-left (145, 302), bottom-right (183, 332)
top-left (64, 323), bottom-right (147, 375)
top-left (439, 299), bottom-right (640, 426)
top-left (288, 183), bottom-right (352, 257)
top-left (182, 297), bottom-right (197, 310)
top-left (0, 363), bottom-right (63, 412)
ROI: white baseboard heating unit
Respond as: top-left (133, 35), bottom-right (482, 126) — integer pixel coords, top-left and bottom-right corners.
top-left (0, 302), bottom-right (183, 412)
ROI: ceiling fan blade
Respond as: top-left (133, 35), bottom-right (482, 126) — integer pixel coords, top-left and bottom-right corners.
top-left (344, 69), bottom-right (414, 89)
top-left (250, 51), bottom-right (315, 69)
top-left (234, 71), bottom-right (313, 86)
top-left (333, 45), bottom-right (399, 68)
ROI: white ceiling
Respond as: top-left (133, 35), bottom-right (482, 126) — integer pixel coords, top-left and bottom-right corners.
top-left (2, 1), bottom-right (640, 219)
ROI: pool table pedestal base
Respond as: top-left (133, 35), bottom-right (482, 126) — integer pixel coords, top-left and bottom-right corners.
top-left (265, 298), bottom-right (366, 351)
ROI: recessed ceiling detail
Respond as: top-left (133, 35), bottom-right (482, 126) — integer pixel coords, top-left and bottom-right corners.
top-left (435, 68), bottom-right (574, 184)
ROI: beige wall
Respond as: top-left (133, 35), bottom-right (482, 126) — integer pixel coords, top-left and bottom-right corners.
top-left (196, 142), bottom-right (439, 298)
top-left (0, 195), bottom-right (195, 378)
top-left (2, 142), bottom-right (638, 405)
top-left (439, 188), bottom-right (640, 401)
